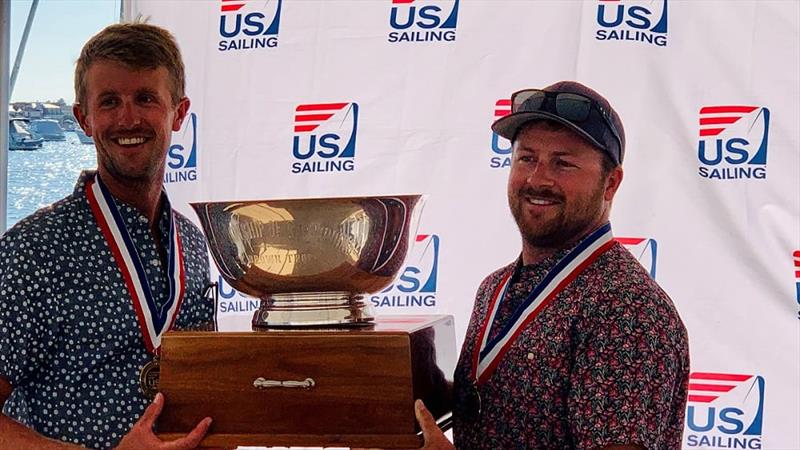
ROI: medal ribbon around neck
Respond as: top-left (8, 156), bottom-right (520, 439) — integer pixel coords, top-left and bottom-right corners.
top-left (471, 223), bottom-right (615, 385)
top-left (86, 174), bottom-right (186, 355)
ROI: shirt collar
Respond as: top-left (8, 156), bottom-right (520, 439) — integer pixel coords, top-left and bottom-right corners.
top-left (75, 169), bottom-right (173, 232)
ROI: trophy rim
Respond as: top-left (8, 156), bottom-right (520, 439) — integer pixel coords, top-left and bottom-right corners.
top-left (190, 193), bottom-right (425, 208)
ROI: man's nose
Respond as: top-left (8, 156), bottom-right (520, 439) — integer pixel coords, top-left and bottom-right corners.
top-left (116, 100), bottom-right (141, 127)
top-left (525, 161), bottom-right (556, 187)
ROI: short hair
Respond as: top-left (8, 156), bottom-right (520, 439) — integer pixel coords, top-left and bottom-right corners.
top-left (74, 22), bottom-right (186, 113)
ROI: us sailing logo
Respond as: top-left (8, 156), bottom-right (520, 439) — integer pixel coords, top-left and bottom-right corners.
top-left (794, 250), bottom-right (800, 320)
top-left (165, 112), bottom-right (198, 184)
top-left (595, 0), bottom-right (668, 47)
top-left (292, 102), bottom-right (359, 174)
top-left (684, 372), bottom-right (765, 449)
top-left (616, 237), bottom-right (657, 279)
top-left (218, 0), bottom-right (282, 52)
top-left (489, 98), bottom-right (512, 169)
top-left (697, 106), bottom-right (770, 180)
top-left (388, 0), bottom-right (460, 43)
top-left (371, 234), bottom-right (440, 309)
top-left (216, 275), bottom-right (259, 314)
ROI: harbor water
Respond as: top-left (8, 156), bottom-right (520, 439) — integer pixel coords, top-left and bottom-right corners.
top-left (6, 133), bottom-right (96, 227)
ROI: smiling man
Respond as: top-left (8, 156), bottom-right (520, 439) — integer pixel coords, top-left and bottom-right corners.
top-left (414, 81), bottom-right (690, 449)
top-left (0, 23), bottom-right (215, 449)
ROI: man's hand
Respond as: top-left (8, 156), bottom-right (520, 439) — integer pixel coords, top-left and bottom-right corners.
top-left (115, 393), bottom-right (212, 450)
top-left (415, 400), bottom-right (454, 450)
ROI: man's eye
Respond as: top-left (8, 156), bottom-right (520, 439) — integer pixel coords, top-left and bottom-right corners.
top-left (556, 160), bottom-right (576, 168)
top-left (99, 98), bottom-right (118, 107)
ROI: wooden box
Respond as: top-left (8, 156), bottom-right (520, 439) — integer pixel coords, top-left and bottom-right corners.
top-left (156, 315), bottom-right (455, 448)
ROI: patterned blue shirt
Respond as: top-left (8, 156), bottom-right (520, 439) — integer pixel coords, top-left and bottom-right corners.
top-left (0, 170), bottom-right (213, 449)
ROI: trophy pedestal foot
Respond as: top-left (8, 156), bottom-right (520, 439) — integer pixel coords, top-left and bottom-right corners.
top-left (251, 292), bottom-right (374, 328)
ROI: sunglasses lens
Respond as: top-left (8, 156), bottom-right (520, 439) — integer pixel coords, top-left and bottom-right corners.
top-left (513, 90), bottom-right (546, 113)
top-left (554, 93), bottom-right (591, 122)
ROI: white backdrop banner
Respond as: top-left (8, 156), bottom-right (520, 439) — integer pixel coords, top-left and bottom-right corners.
top-left (128, 1), bottom-right (799, 449)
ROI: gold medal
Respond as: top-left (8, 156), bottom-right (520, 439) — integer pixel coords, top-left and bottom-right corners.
top-left (139, 357), bottom-right (161, 400)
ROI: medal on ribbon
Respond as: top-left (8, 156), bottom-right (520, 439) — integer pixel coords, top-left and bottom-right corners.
top-left (467, 223), bottom-right (615, 415)
top-left (86, 174), bottom-right (186, 399)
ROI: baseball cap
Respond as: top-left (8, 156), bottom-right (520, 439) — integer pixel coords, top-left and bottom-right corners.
top-left (491, 81), bottom-right (626, 165)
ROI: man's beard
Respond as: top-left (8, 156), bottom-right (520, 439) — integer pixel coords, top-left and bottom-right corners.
top-left (509, 182), bottom-right (606, 250)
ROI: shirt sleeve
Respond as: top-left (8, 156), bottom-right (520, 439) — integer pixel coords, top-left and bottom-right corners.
top-left (0, 232), bottom-right (60, 388)
top-left (567, 290), bottom-right (688, 450)
top-left (171, 218), bottom-right (215, 331)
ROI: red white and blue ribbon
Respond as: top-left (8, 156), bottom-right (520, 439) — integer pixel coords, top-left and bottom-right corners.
top-left (471, 223), bottom-right (615, 385)
top-left (85, 174), bottom-right (185, 355)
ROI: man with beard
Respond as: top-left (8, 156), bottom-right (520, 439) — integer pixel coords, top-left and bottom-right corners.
top-left (414, 81), bottom-right (689, 449)
top-left (0, 23), bottom-right (215, 449)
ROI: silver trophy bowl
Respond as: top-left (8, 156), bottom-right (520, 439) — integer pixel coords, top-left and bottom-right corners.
top-left (191, 195), bottom-right (423, 328)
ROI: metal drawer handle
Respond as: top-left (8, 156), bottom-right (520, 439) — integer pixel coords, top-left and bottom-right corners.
top-left (253, 377), bottom-right (315, 389)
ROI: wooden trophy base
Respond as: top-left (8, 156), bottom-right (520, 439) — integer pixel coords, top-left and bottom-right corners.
top-left (156, 315), bottom-right (455, 448)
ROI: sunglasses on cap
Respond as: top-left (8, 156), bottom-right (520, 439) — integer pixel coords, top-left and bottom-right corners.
top-left (510, 89), bottom-right (623, 164)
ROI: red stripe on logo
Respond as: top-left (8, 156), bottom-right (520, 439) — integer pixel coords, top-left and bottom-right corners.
top-left (296, 103), bottom-right (348, 112)
top-left (393, 0), bottom-right (416, 3)
top-left (294, 124), bottom-right (318, 133)
top-left (688, 394), bottom-right (718, 403)
top-left (221, 4), bottom-right (245, 12)
top-left (699, 128), bottom-right (725, 137)
top-left (615, 237), bottom-right (645, 245)
top-left (416, 234), bottom-right (429, 241)
top-left (495, 99), bottom-right (511, 118)
top-left (294, 113), bottom-right (334, 122)
top-left (688, 383), bottom-right (736, 392)
top-left (690, 373), bottom-right (752, 382)
top-left (700, 106), bottom-right (758, 115)
top-left (699, 116), bottom-right (741, 125)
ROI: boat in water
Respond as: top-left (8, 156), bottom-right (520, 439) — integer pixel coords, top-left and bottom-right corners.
top-left (9, 118), bottom-right (44, 151)
top-left (74, 128), bottom-right (94, 144)
top-left (29, 118), bottom-right (66, 141)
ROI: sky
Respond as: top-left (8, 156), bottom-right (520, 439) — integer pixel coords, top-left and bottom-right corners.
top-left (9, 0), bottom-right (120, 104)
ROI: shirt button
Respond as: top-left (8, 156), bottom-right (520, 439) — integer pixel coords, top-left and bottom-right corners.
top-left (527, 352), bottom-right (534, 360)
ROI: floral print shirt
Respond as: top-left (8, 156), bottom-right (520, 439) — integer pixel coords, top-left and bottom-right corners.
top-left (453, 239), bottom-right (689, 450)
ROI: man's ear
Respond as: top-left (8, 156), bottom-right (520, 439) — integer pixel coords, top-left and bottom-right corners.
top-left (172, 97), bottom-right (191, 132)
top-left (73, 103), bottom-right (92, 137)
top-left (604, 165), bottom-right (624, 201)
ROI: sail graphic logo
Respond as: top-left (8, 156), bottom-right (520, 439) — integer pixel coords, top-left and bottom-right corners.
top-left (616, 237), bottom-right (657, 279)
top-left (388, 0), bottom-right (460, 43)
top-left (794, 250), bottom-right (800, 320)
top-left (595, 0), bottom-right (668, 47)
top-left (371, 234), bottom-right (440, 309)
top-left (165, 112), bottom-right (198, 184)
top-left (697, 106), bottom-right (770, 180)
top-left (489, 98), bottom-right (512, 169)
top-left (684, 372), bottom-right (765, 449)
top-left (292, 102), bottom-right (359, 174)
top-left (218, 0), bottom-right (282, 52)
top-left (216, 275), bottom-right (260, 314)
